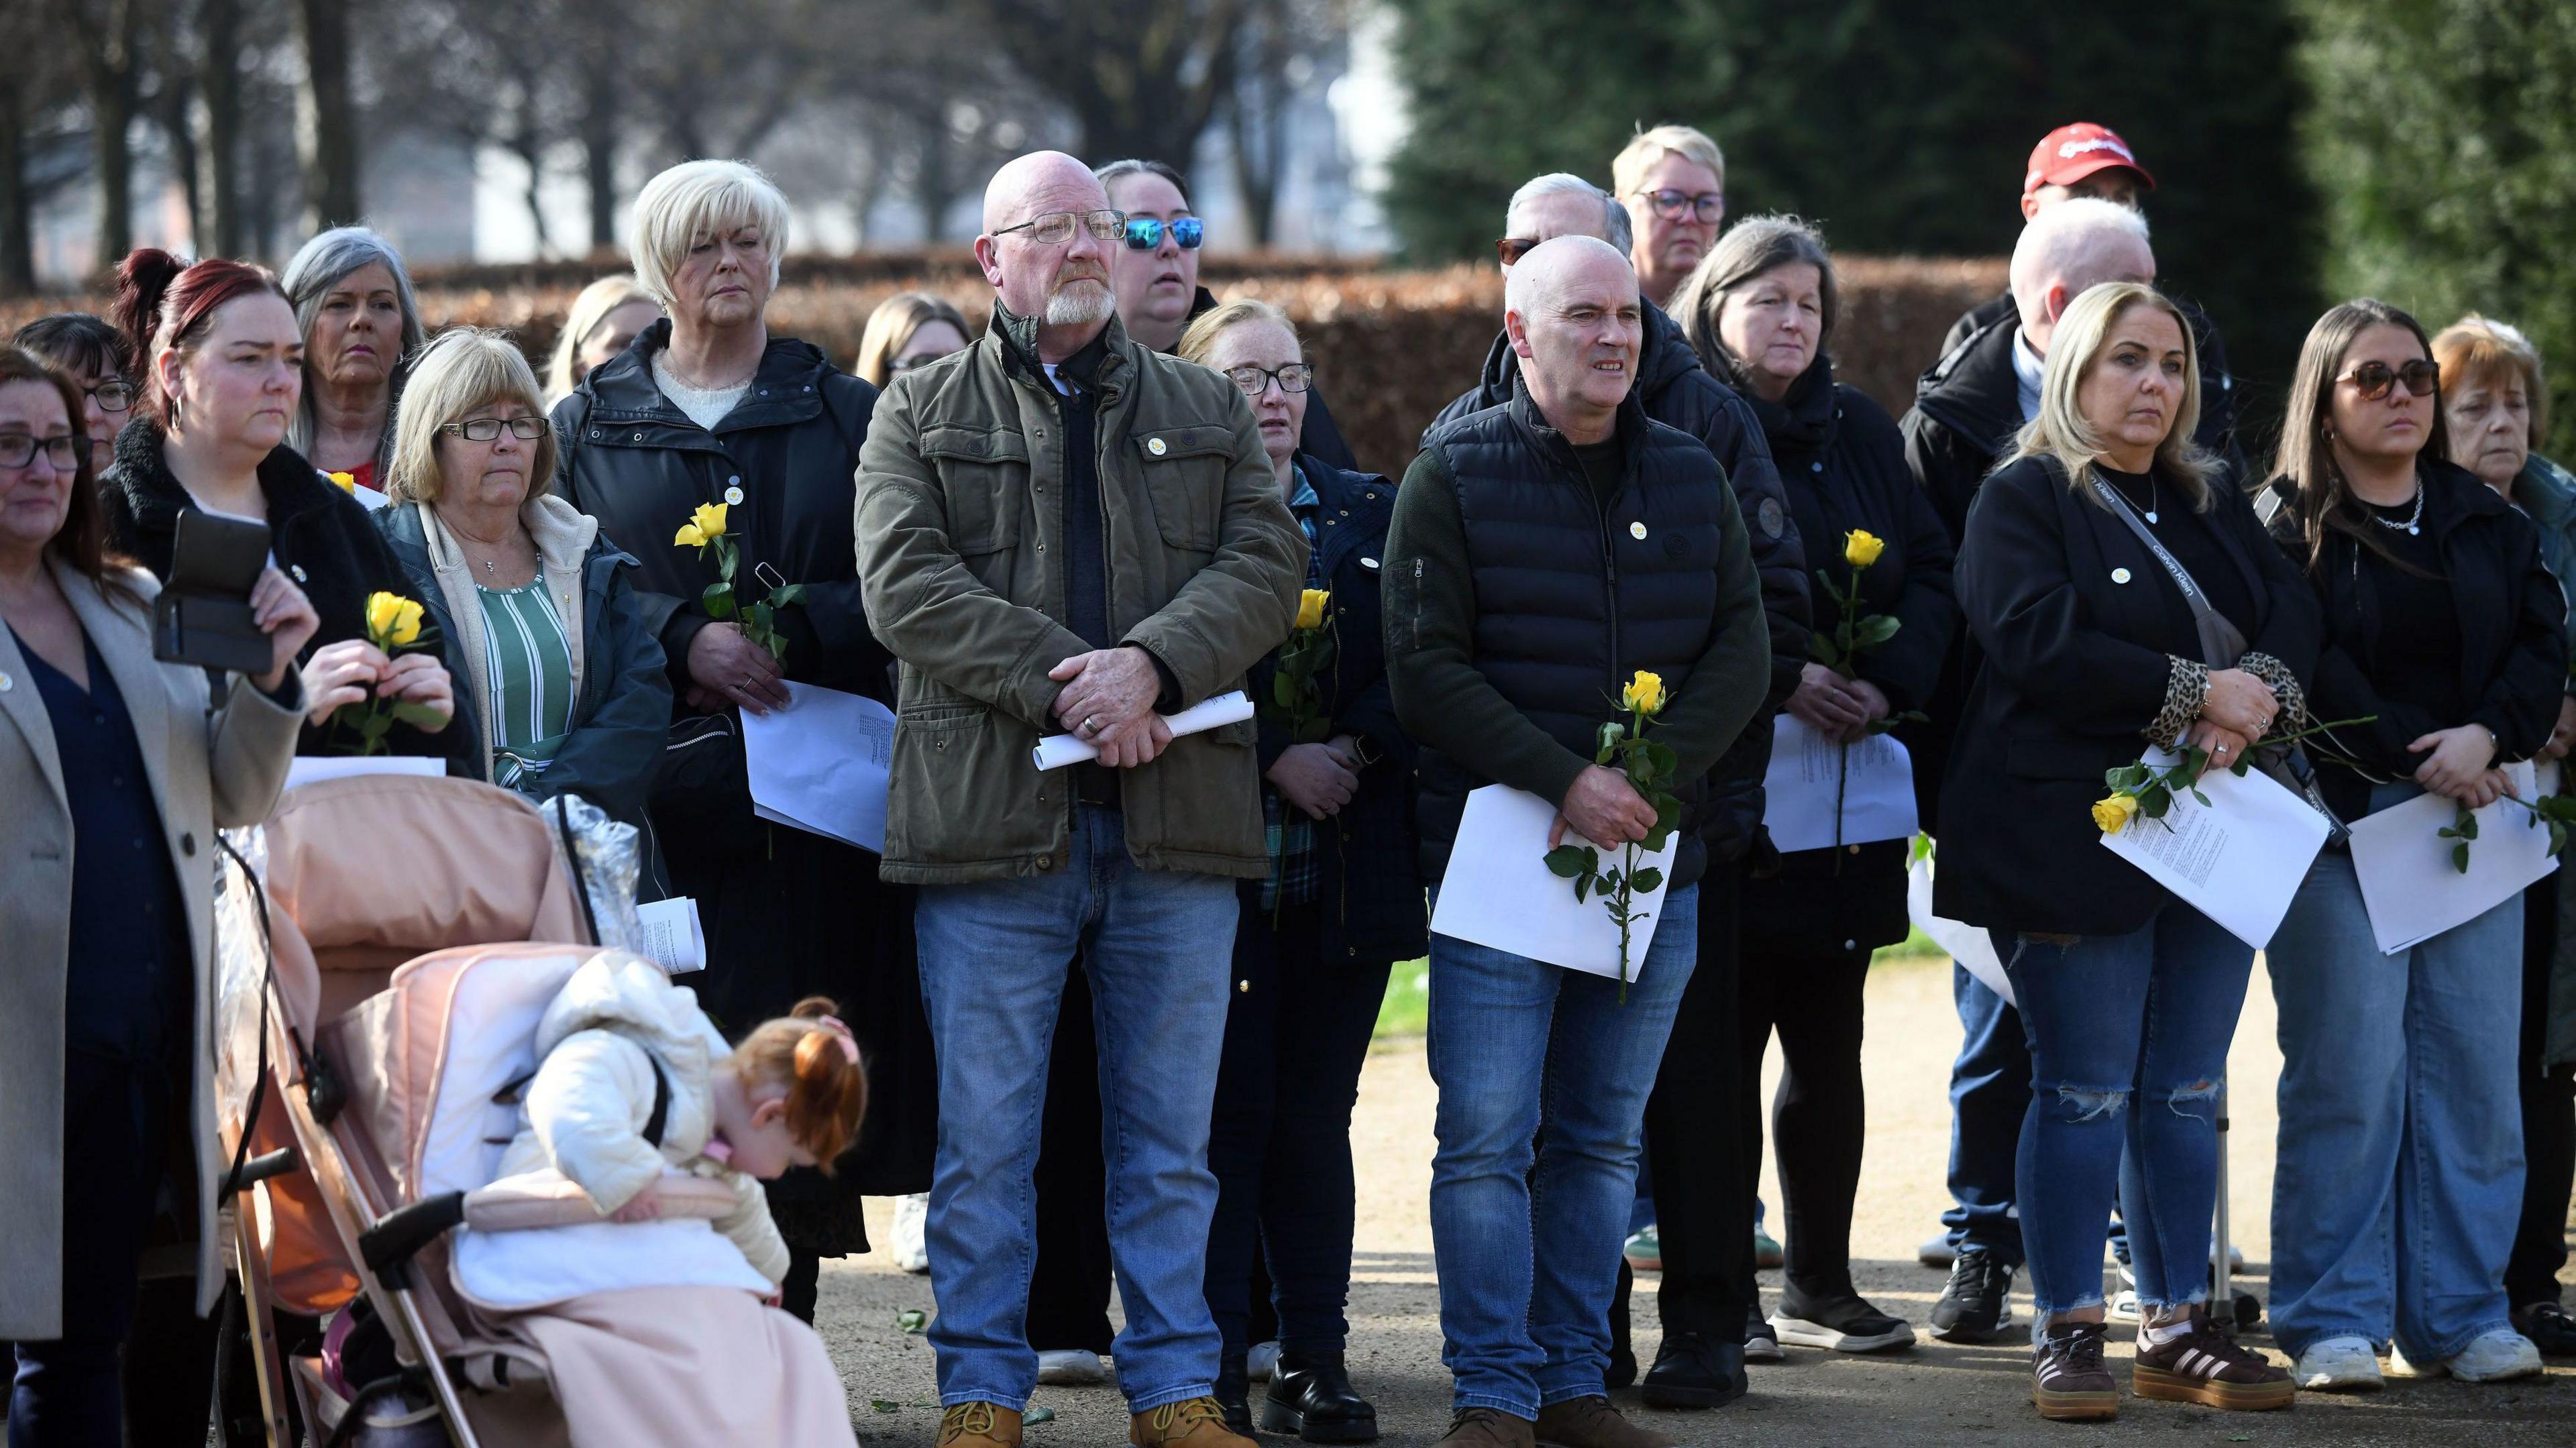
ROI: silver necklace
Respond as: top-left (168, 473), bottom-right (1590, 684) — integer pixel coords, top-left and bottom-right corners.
top-left (2369, 486), bottom-right (2426, 537)
top-left (2142, 473), bottom-right (2159, 525)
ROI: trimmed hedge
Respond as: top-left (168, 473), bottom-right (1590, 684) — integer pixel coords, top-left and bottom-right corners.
top-left (1, 254), bottom-right (2003, 478)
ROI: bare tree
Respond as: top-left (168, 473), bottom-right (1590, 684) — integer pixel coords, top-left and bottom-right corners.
top-left (193, 0), bottom-right (249, 256)
top-left (295, 0), bottom-right (360, 228)
top-left (58, 0), bottom-right (146, 272)
top-left (980, 0), bottom-right (1243, 168)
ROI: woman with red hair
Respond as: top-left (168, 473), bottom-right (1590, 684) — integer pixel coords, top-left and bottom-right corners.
top-left (97, 249), bottom-right (453, 753)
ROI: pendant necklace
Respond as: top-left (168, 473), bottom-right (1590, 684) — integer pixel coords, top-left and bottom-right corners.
top-left (2143, 473), bottom-right (2159, 525)
top-left (2369, 486), bottom-right (2426, 537)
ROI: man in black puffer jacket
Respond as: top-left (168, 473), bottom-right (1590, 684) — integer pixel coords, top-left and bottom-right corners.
top-left (1426, 175), bottom-right (1809, 874)
top-left (1388, 236), bottom-right (1772, 1448)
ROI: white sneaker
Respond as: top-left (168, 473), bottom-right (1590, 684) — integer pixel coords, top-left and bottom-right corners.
top-left (889, 1193), bottom-right (930, 1274)
top-left (2448, 1330), bottom-right (2544, 1383)
top-left (2294, 1336), bottom-right (2383, 1392)
top-left (1036, 1349), bottom-right (1109, 1386)
top-left (1246, 1340), bottom-right (1281, 1382)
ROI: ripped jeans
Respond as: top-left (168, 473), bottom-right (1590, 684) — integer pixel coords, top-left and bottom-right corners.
top-left (1991, 903), bottom-right (2253, 1327)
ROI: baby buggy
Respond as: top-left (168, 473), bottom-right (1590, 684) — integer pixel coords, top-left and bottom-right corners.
top-left (211, 772), bottom-right (850, 1446)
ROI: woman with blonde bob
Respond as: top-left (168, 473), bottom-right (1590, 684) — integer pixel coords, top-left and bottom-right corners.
top-left (374, 329), bottom-right (669, 843)
top-left (1936, 280), bottom-right (2315, 1422)
top-left (851, 291), bottom-right (971, 388)
top-left (545, 273), bottom-right (663, 404)
top-left (2257, 300), bottom-right (2565, 1391)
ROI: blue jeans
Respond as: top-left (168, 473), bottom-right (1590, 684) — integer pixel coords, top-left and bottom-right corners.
top-left (2265, 828), bottom-right (2524, 1362)
top-left (912, 807), bottom-right (1241, 1412)
top-left (1996, 904), bottom-right (2251, 1326)
top-left (1428, 883), bottom-right (1699, 1418)
top-left (1941, 966), bottom-right (2029, 1264)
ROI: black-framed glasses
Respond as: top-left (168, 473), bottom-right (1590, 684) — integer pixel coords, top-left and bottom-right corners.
top-left (1496, 237), bottom-right (1541, 265)
top-left (0, 433), bottom-right (83, 469)
top-left (1124, 216), bottom-right (1204, 251)
top-left (86, 379), bottom-right (135, 413)
top-left (2339, 359), bottom-right (2440, 400)
top-left (1635, 188), bottom-right (1723, 223)
top-left (994, 209), bottom-right (1126, 245)
top-left (1224, 363), bottom-right (1314, 397)
top-left (442, 416), bottom-right (549, 443)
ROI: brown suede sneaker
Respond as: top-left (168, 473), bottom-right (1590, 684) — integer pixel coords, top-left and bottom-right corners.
top-left (1533, 1395), bottom-right (1677, 1448)
top-left (2131, 1309), bottom-right (2296, 1410)
top-left (1438, 1407), bottom-right (1538, 1448)
top-left (936, 1402), bottom-right (1023, 1448)
top-left (1130, 1396), bottom-right (1258, 1448)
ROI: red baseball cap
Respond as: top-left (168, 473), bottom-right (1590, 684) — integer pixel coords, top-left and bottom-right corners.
top-left (2023, 123), bottom-right (2157, 197)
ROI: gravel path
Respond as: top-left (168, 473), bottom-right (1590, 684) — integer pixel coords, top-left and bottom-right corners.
top-left (820, 954), bottom-right (2575, 1444)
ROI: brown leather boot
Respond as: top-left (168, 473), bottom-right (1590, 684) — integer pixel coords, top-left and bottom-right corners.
top-left (1130, 1396), bottom-right (1258, 1448)
top-left (1533, 1395), bottom-right (1677, 1448)
top-left (936, 1402), bottom-right (1023, 1448)
top-left (1438, 1407), bottom-right (1538, 1447)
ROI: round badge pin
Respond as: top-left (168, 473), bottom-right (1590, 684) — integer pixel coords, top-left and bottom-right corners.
top-left (1148, 437), bottom-right (1168, 457)
top-left (1629, 521), bottom-right (1648, 540)
top-left (724, 486), bottom-right (745, 505)
top-left (2112, 567), bottom-right (2132, 583)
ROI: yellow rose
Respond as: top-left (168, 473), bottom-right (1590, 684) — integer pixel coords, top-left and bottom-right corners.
top-left (326, 470), bottom-right (356, 494)
top-left (1843, 528), bottom-right (1884, 569)
top-left (365, 592), bottom-right (425, 649)
top-left (692, 502), bottom-right (727, 540)
top-left (1622, 670), bottom-right (1667, 717)
top-left (674, 522), bottom-right (706, 548)
top-left (2092, 793), bottom-right (2141, 834)
top-left (388, 598), bottom-right (425, 647)
top-left (1296, 588), bottom-right (1330, 632)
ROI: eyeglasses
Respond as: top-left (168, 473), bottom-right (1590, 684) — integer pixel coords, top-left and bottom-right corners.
top-left (442, 416), bottom-right (549, 443)
top-left (993, 209), bottom-right (1127, 245)
top-left (1496, 237), bottom-right (1541, 266)
top-left (87, 379), bottom-right (135, 413)
top-left (1635, 188), bottom-right (1724, 223)
top-left (1123, 216), bottom-right (1204, 251)
top-left (1224, 363), bottom-right (1314, 397)
top-left (0, 433), bottom-right (83, 470)
top-left (2339, 359), bottom-right (2440, 400)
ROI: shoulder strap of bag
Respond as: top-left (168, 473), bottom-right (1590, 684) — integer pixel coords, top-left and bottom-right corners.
top-left (641, 1057), bottom-right (672, 1148)
top-left (2088, 475), bottom-right (2245, 669)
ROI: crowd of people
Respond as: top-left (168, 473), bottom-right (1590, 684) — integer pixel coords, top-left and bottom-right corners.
top-left (0, 113), bottom-right (2570, 1447)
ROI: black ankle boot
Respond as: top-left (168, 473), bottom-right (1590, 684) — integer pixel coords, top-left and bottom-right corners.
top-left (1216, 1360), bottom-right (1254, 1435)
top-left (1261, 1350), bottom-right (1379, 1443)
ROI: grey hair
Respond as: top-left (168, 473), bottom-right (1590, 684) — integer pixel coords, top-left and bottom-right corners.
top-left (1668, 214), bottom-right (1839, 386)
top-left (2008, 197), bottom-right (2152, 320)
top-left (280, 226), bottom-right (426, 472)
top-left (1505, 174), bottom-right (1633, 257)
top-left (1093, 158), bottom-right (1193, 209)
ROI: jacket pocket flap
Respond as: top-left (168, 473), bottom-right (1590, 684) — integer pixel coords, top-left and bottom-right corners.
top-left (918, 427), bottom-right (1031, 466)
top-left (1137, 424), bottom-right (1239, 462)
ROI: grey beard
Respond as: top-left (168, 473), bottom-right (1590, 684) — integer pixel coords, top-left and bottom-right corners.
top-left (1045, 280), bottom-right (1115, 328)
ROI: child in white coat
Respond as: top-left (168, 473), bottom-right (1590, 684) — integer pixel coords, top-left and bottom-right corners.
top-left (493, 954), bottom-right (869, 1288)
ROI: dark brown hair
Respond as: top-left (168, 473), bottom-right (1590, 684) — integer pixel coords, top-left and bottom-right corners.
top-left (0, 345), bottom-right (138, 603)
top-left (111, 248), bottom-right (290, 430)
top-left (731, 995), bottom-right (869, 1172)
top-left (12, 313), bottom-right (128, 383)
top-left (2270, 298), bottom-right (2451, 575)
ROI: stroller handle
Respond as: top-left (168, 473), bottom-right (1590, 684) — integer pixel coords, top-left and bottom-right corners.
top-left (360, 1191), bottom-right (468, 1289)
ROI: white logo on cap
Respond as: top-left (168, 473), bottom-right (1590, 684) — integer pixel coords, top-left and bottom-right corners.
top-left (2059, 135), bottom-right (2135, 163)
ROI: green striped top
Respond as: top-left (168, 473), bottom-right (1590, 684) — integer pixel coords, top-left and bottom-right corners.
top-left (476, 579), bottom-right (576, 791)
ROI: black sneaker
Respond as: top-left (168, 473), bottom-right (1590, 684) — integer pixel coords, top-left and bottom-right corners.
top-left (1742, 1301), bottom-right (1782, 1363)
top-left (2129, 1308), bottom-right (2294, 1411)
top-left (1640, 1332), bottom-right (1745, 1410)
top-left (1771, 1286), bottom-right (1915, 1353)
top-left (2514, 1300), bottom-right (2576, 1357)
top-left (1929, 1247), bottom-right (2015, 1343)
top-left (2032, 1322), bottom-right (2116, 1421)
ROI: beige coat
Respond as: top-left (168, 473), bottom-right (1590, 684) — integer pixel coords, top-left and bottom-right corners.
top-left (0, 560), bottom-right (303, 1338)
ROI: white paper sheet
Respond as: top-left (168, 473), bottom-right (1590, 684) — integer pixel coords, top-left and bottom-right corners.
top-left (1906, 853), bottom-right (2013, 1007)
top-left (740, 682), bottom-right (894, 854)
top-left (634, 897), bottom-right (706, 974)
top-left (2095, 748), bottom-right (2330, 950)
top-left (2348, 761), bottom-right (2557, 955)
top-left (1427, 783), bottom-right (1679, 980)
top-left (1760, 714), bottom-right (1920, 855)
top-left (284, 755), bottom-right (447, 790)
top-left (1032, 689), bottom-right (1256, 769)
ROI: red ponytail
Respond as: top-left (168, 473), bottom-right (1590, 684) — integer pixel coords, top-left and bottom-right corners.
top-left (735, 996), bottom-right (869, 1172)
top-left (111, 248), bottom-right (287, 428)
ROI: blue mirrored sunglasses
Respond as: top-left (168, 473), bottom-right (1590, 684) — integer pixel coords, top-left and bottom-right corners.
top-left (1124, 217), bottom-right (1205, 251)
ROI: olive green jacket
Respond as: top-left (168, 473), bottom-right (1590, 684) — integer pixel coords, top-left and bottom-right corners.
top-left (853, 307), bottom-right (1305, 884)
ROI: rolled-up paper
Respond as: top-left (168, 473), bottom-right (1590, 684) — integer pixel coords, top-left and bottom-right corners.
top-left (1034, 689), bottom-right (1256, 770)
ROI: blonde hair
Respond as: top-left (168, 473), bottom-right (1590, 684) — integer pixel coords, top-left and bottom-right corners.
top-left (545, 274), bottom-right (657, 403)
top-left (1175, 298), bottom-right (1300, 369)
top-left (386, 329), bottom-right (559, 505)
top-left (853, 292), bottom-right (973, 386)
top-left (731, 996), bottom-right (868, 1171)
top-left (2008, 281), bottom-right (2215, 508)
top-left (1612, 123), bottom-right (1726, 201)
top-left (2433, 313), bottom-right (2548, 451)
top-left (630, 160), bottom-right (792, 313)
